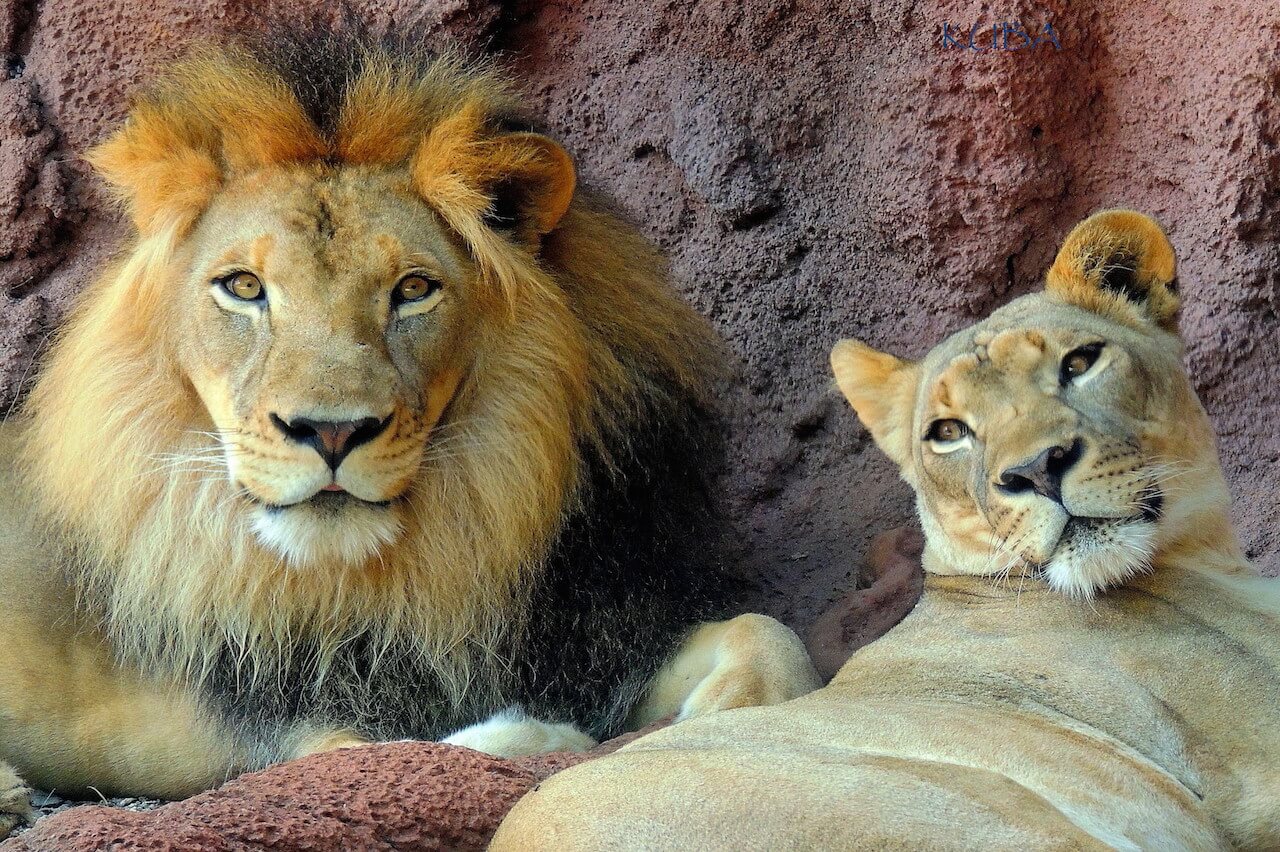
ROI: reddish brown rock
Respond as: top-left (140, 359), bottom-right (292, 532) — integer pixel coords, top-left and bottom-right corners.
top-left (3, 742), bottom-right (591, 852)
top-left (2, 722), bottom-right (673, 851)
top-left (1, 0), bottom-right (1278, 654)
top-left (807, 526), bottom-right (926, 682)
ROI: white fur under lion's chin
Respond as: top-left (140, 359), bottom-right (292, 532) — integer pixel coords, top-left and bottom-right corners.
top-left (1041, 518), bottom-right (1157, 599)
top-left (251, 503), bottom-right (403, 568)
top-left (921, 504), bottom-right (1157, 599)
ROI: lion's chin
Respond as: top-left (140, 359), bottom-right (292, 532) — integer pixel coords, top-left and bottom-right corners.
top-left (1041, 517), bottom-right (1157, 600)
top-left (251, 498), bottom-right (403, 568)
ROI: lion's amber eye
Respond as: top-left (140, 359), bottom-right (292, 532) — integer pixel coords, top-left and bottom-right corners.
top-left (219, 272), bottom-right (264, 302)
top-left (926, 419), bottom-right (970, 443)
top-left (1060, 342), bottom-right (1104, 384)
top-left (393, 274), bottom-right (441, 305)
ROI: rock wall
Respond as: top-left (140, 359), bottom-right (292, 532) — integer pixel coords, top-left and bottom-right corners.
top-left (2, 0), bottom-right (1277, 635)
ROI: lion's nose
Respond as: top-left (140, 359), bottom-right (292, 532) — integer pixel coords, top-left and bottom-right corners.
top-left (996, 438), bottom-right (1083, 505)
top-left (270, 413), bottom-right (392, 471)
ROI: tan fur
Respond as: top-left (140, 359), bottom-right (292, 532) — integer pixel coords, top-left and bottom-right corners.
top-left (493, 211), bottom-right (1280, 850)
top-left (0, 41), bottom-right (816, 817)
top-left (626, 614), bottom-right (821, 727)
top-left (0, 763), bottom-right (32, 837)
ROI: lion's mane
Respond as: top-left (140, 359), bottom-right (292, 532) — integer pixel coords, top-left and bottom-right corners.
top-left (18, 28), bottom-right (727, 757)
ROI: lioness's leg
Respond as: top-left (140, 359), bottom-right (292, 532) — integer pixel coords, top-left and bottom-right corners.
top-left (627, 613), bottom-right (820, 728)
top-left (494, 738), bottom-right (1109, 851)
top-left (494, 698), bottom-right (1219, 851)
top-left (0, 762), bottom-right (32, 839)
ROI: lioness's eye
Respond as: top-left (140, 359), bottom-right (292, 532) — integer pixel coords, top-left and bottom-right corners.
top-left (926, 419), bottom-right (970, 443)
top-left (393, 274), bottom-right (442, 305)
top-left (218, 272), bottom-right (264, 302)
top-left (1061, 342), bottom-right (1104, 384)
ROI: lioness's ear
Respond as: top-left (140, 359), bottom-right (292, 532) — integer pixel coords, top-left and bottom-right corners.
top-left (413, 110), bottom-right (576, 243)
top-left (831, 339), bottom-right (919, 467)
top-left (87, 115), bottom-right (223, 236)
top-left (1045, 209), bottom-right (1180, 332)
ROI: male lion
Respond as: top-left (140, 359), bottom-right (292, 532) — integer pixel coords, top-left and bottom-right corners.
top-left (494, 210), bottom-right (1280, 850)
top-left (0, 32), bottom-right (819, 831)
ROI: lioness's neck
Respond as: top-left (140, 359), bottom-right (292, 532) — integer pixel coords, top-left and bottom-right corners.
top-left (922, 517), bottom-right (1253, 597)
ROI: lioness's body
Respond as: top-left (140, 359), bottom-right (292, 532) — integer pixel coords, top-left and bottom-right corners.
top-left (498, 561), bottom-right (1279, 849)
top-left (495, 212), bottom-right (1280, 850)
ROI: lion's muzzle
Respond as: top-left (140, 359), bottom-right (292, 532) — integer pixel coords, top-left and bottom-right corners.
top-left (269, 413), bottom-right (392, 471)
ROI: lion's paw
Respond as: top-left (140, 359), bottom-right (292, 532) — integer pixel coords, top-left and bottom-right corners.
top-left (443, 710), bottom-right (597, 758)
top-left (0, 765), bottom-right (33, 839)
top-left (678, 614), bottom-right (822, 720)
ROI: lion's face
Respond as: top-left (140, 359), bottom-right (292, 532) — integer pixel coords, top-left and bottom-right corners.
top-left (33, 46), bottom-right (582, 572)
top-left (23, 43), bottom-right (712, 682)
top-left (177, 166), bottom-right (478, 564)
top-left (834, 211), bottom-right (1234, 597)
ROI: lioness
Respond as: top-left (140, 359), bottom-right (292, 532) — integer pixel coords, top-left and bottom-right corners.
top-left (493, 210), bottom-right (1280, 850)
top-left (0, 32), bottom-right (818, 832)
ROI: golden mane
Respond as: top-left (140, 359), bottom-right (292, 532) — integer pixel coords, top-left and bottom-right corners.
top-left (17, 40), bottom-right (719, 700)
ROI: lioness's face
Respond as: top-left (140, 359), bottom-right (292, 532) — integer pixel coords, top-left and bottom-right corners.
top-left (893, 296), bottom-right (1194, 595)
top-left (834, 210), bottom-right (1233, 597)
top-left (176, 166), bottom-right (479, 564)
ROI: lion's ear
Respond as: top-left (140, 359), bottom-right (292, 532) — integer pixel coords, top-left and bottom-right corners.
top-left (483, 132), bottom-right (576, 238)
top-left (412, 111), bottom-right (576, 244)
top-left (86, 114), bottom-right (223, 236)
top-left (831, 339), bottom-right (919, 467)
top-left (1044, 209), bottom-right (1180, 332)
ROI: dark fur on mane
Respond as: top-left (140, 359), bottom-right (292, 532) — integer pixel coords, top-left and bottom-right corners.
top-left (242, 16), bottom-right (538, 139)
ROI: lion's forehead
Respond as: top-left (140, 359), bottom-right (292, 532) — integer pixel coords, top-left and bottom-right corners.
top-left (256, 175), bottom-right (407, 255)
top-left (199, 167), bottom-right (460, 294)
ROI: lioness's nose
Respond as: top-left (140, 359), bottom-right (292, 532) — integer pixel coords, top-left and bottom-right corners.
top-left (996, 438), bottom-right (1083, 505)
top-left (270, 413), bottom-right (392, 471)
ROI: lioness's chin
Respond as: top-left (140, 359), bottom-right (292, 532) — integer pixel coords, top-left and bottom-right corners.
top-left (1041, 517), bottom-right (1157, 599)
top-left (251, 499), bottom-right (403, 567)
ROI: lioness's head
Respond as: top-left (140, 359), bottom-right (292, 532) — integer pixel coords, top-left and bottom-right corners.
top-left (833, 210), bottom-right (1240, 597)
top-left (34, 44), bottom-right (583, 568)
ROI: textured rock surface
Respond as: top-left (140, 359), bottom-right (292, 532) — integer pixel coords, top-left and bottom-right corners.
top-left (807, 526), bottom-right (925, 682)
top-left (3, 731), bottom-right (662, 851)
top-left (1, 0), bottom-right (1278, 635)
top-left (3, 742), bottom-right (578, 851)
